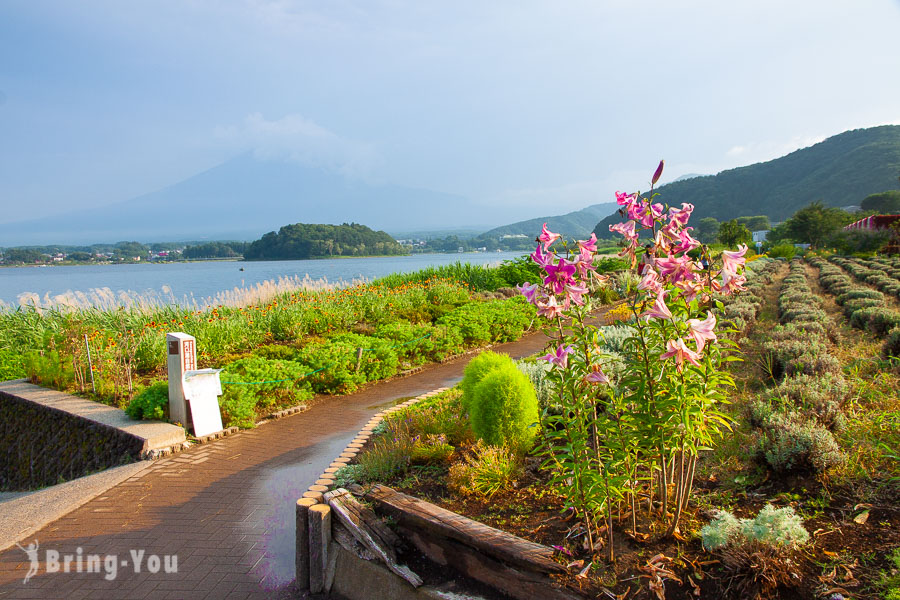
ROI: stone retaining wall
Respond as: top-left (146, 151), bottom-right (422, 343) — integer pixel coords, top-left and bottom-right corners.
top-left (0, 380), bottom-right (185, 491)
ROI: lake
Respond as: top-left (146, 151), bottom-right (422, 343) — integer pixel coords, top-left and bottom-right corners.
top-left (0, 252), bottom-right (528, 309)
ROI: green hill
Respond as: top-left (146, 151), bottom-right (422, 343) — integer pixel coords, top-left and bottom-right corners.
top-left (479, 202), bottom-right (618, 242)
top-left (244, 222), bottom-right (406, 260)
top-left (593, 125), bottom-right (900, 237)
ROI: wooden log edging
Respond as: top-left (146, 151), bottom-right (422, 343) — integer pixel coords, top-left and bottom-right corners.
top-left (294, 386), bottom-right (449, 592)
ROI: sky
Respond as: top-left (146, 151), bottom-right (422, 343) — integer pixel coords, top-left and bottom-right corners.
top-left (1, 0), bottom-right (899, 228)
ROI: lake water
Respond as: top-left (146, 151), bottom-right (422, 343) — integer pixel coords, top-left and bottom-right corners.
top-left (0, 252), bottom-right (527, 309)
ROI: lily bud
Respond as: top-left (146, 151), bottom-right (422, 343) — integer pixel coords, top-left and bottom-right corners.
top-left (651, 160), bottom-right (665, 185)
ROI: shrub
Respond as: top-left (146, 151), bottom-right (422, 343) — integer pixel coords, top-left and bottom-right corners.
top-left (702, 504), bottom-right (809, 551)
top-left (843, 298), bottom-right (884, 317)
top-left (764, 373), bottom-right (848, 430)
top-left (836, 289), bottom-right (884, 305)
top-left (469, 362), bottom-right (540, 453)
top-left (756, 412), bottom-right (845, 473)
top-left (356, 419), bottom-right (415, 480)
top-left (784, 352), bottom-right (842, 378)
top-left (460, 351), bottom-right (516, 409)
top-left (125, 381), bottom-right (169, 421)
top-left (849, 307), bottom-right (900, 336)
top-left (393, 388), bottom-right (473, 446)
top-left (0, 348), bottom-right (25, 381)
top-left (410, 434), bottom-right (455, 464)
top-left (768, 244), bottom-right (796, 259)
top-left (448, 441), bottom-right (520, 497)
top-left (884, 326), bottom-right (900, 360)
top-left (517, 359), bottom-right (554, 410)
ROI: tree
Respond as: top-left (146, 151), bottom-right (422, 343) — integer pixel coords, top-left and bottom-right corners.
top-left (860, 190), bottom-right (900, 214)
top-left (736, 215), bottom-right (771, 232)
top-left (694, 217), bottom-right (720, 243)
top-left (781, 201), bottom-right (854, 248)
top-left (717, 220), bottom-right (752, 246)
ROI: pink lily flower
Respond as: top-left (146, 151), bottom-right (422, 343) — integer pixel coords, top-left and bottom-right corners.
top-left (585, 364), bottom-right (610, 385)
top-left (641, 289), bottom-right (673, 321)
top-left (517, 282), bottom-right (539, 304)
top-left (673, 277), bottom-right (704, 303)
top-left (720, 270), bottom-right (747, 296)
top-left (637, 267), bottom-right (663, 295)
top-left (577, 233), bottom-right (598, 253)
top-left (655, 254), bottom-right (695, 284)
top-left (673, 228), bottom-right (701, 254)
top-left (564, 282), bottom-right (589, 307)
top-left (538, 223), bottom-right (561, 251)
top-left (540, 344), bottom-right (574, 369)
top-left (687, 312), bottom-right (717, 352)
top-left (609, 221), bottom-right (638, 244)
top-left (573, 249), bottom-right (596, 278)
top-left (660, 338), bottom-right (702, 372)
top-left (537, 295), bottom-right (565, 319)
top-left (530, 244), bottom-right (554, 268)
top-left (667, 203), bottom-right (694, 228)
top-left (543, 258), bottom-right (577, 295)
top-left (615, 191), bottom-right (637, 206)
top-left (721, 244), bottom-right (748, 275)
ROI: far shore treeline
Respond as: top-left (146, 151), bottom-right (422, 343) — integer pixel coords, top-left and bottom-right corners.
top-left (243, 222), bottom-right (407, 260)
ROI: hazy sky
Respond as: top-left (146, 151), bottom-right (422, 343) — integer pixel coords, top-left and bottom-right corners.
top-left (1, 0), bottom-right (899, 226)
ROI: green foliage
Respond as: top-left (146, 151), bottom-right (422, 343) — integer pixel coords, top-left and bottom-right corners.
top-left (774, 201), bottom-right (856, 247)
top-left (878, 547), bottom-right (900, 600)
top-left (244, 222), bottom-right (406, 260)
top-left (767, 244), bottom-right (796, 259)
top-left (390, 388), bottom-right (473, 446)
top-left (849, 307), bottom-right (900, 336)
top-left (754, 411), bottom-right (845, 474)
top-left (460, 351), bottom-right (516, 409)
top-left (861, 189), bottom-right (900, 213)
top-left (593, 126), bottom-right (900, 232)
top-left (884, 326), bottom-right (900, 359)
top-left (516, 360), bottom-right (554, 410)
top-left (448, 441), bottom-right (521, 498)
top-left (436, 297), bottom-right (535, 345)
top-left (695, 217), bottom-right (720, 243)
top-left (125, 382), bottom-right (169, 421)
top-left (182, 241), bottom-right (248, 259)
top-left (356, 420), bottom-right (415, 480)
top-left (717, 220), bottom-right (753, 246)
top-left (218, 357), bottom-right (314, 427)
top-left (469, 362), bottom-right (539, 453)
top-left (736, 215), bottom-right (771, 232)
top-left (701, 504), bottom-right (809, 551)
top-left (0, 348), bottom-right (25, 380)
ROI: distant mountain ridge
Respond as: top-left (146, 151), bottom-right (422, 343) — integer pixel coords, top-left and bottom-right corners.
top-left (593, 125), bottom-right (900, 236)
top-left (479, 202), bottom-right (619, 241)
top-left (0, 154), bottom-right (492, 245)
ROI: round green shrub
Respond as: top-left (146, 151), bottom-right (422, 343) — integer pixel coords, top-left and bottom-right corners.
top-left (125, 381), bottom-right (169, 421)
top-left (469, 362), bottom-right (539, 453)
top-left (844, 298), bottom-right (884, 318)
top-left (460, 350), bottom-right (515, 409)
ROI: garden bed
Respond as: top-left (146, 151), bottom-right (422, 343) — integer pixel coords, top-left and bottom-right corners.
top-left (332, 255), bottom-right (900, 600)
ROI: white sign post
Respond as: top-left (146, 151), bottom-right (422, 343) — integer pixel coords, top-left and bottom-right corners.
top-left (183, 368), bottom-right (224, 437)
top-left (166, 332), bottom-right (225, 437)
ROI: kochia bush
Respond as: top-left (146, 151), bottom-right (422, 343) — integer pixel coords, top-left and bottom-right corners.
top-left (460, 350), bottom-right (515, 410)
top-left (469, 362), bottom-right (539, 453)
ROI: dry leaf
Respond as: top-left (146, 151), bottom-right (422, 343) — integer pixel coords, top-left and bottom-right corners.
top-left (823, 550), bottom-right (839, 558)
top-left (853, 510), bottom-right (870, 525)
top-left (577, 562), bottom-right (592, 579)
top-left (567, 559), bottom-right (585, 570)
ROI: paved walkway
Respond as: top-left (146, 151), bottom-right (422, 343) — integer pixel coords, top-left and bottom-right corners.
top-left (0, 332), bottom-right (552, 599)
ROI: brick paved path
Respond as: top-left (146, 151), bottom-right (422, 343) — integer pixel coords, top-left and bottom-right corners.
top-left (0, 333), bottom-right (551, 599)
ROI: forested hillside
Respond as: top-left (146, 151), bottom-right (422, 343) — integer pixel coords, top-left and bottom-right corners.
top-left (593, 125), bottom-right (900, 237)
top-left (244, 223), bottom-right (406, 260)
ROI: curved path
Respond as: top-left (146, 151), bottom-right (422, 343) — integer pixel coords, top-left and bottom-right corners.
top-left (0, 330), bottom-right (557, 599)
